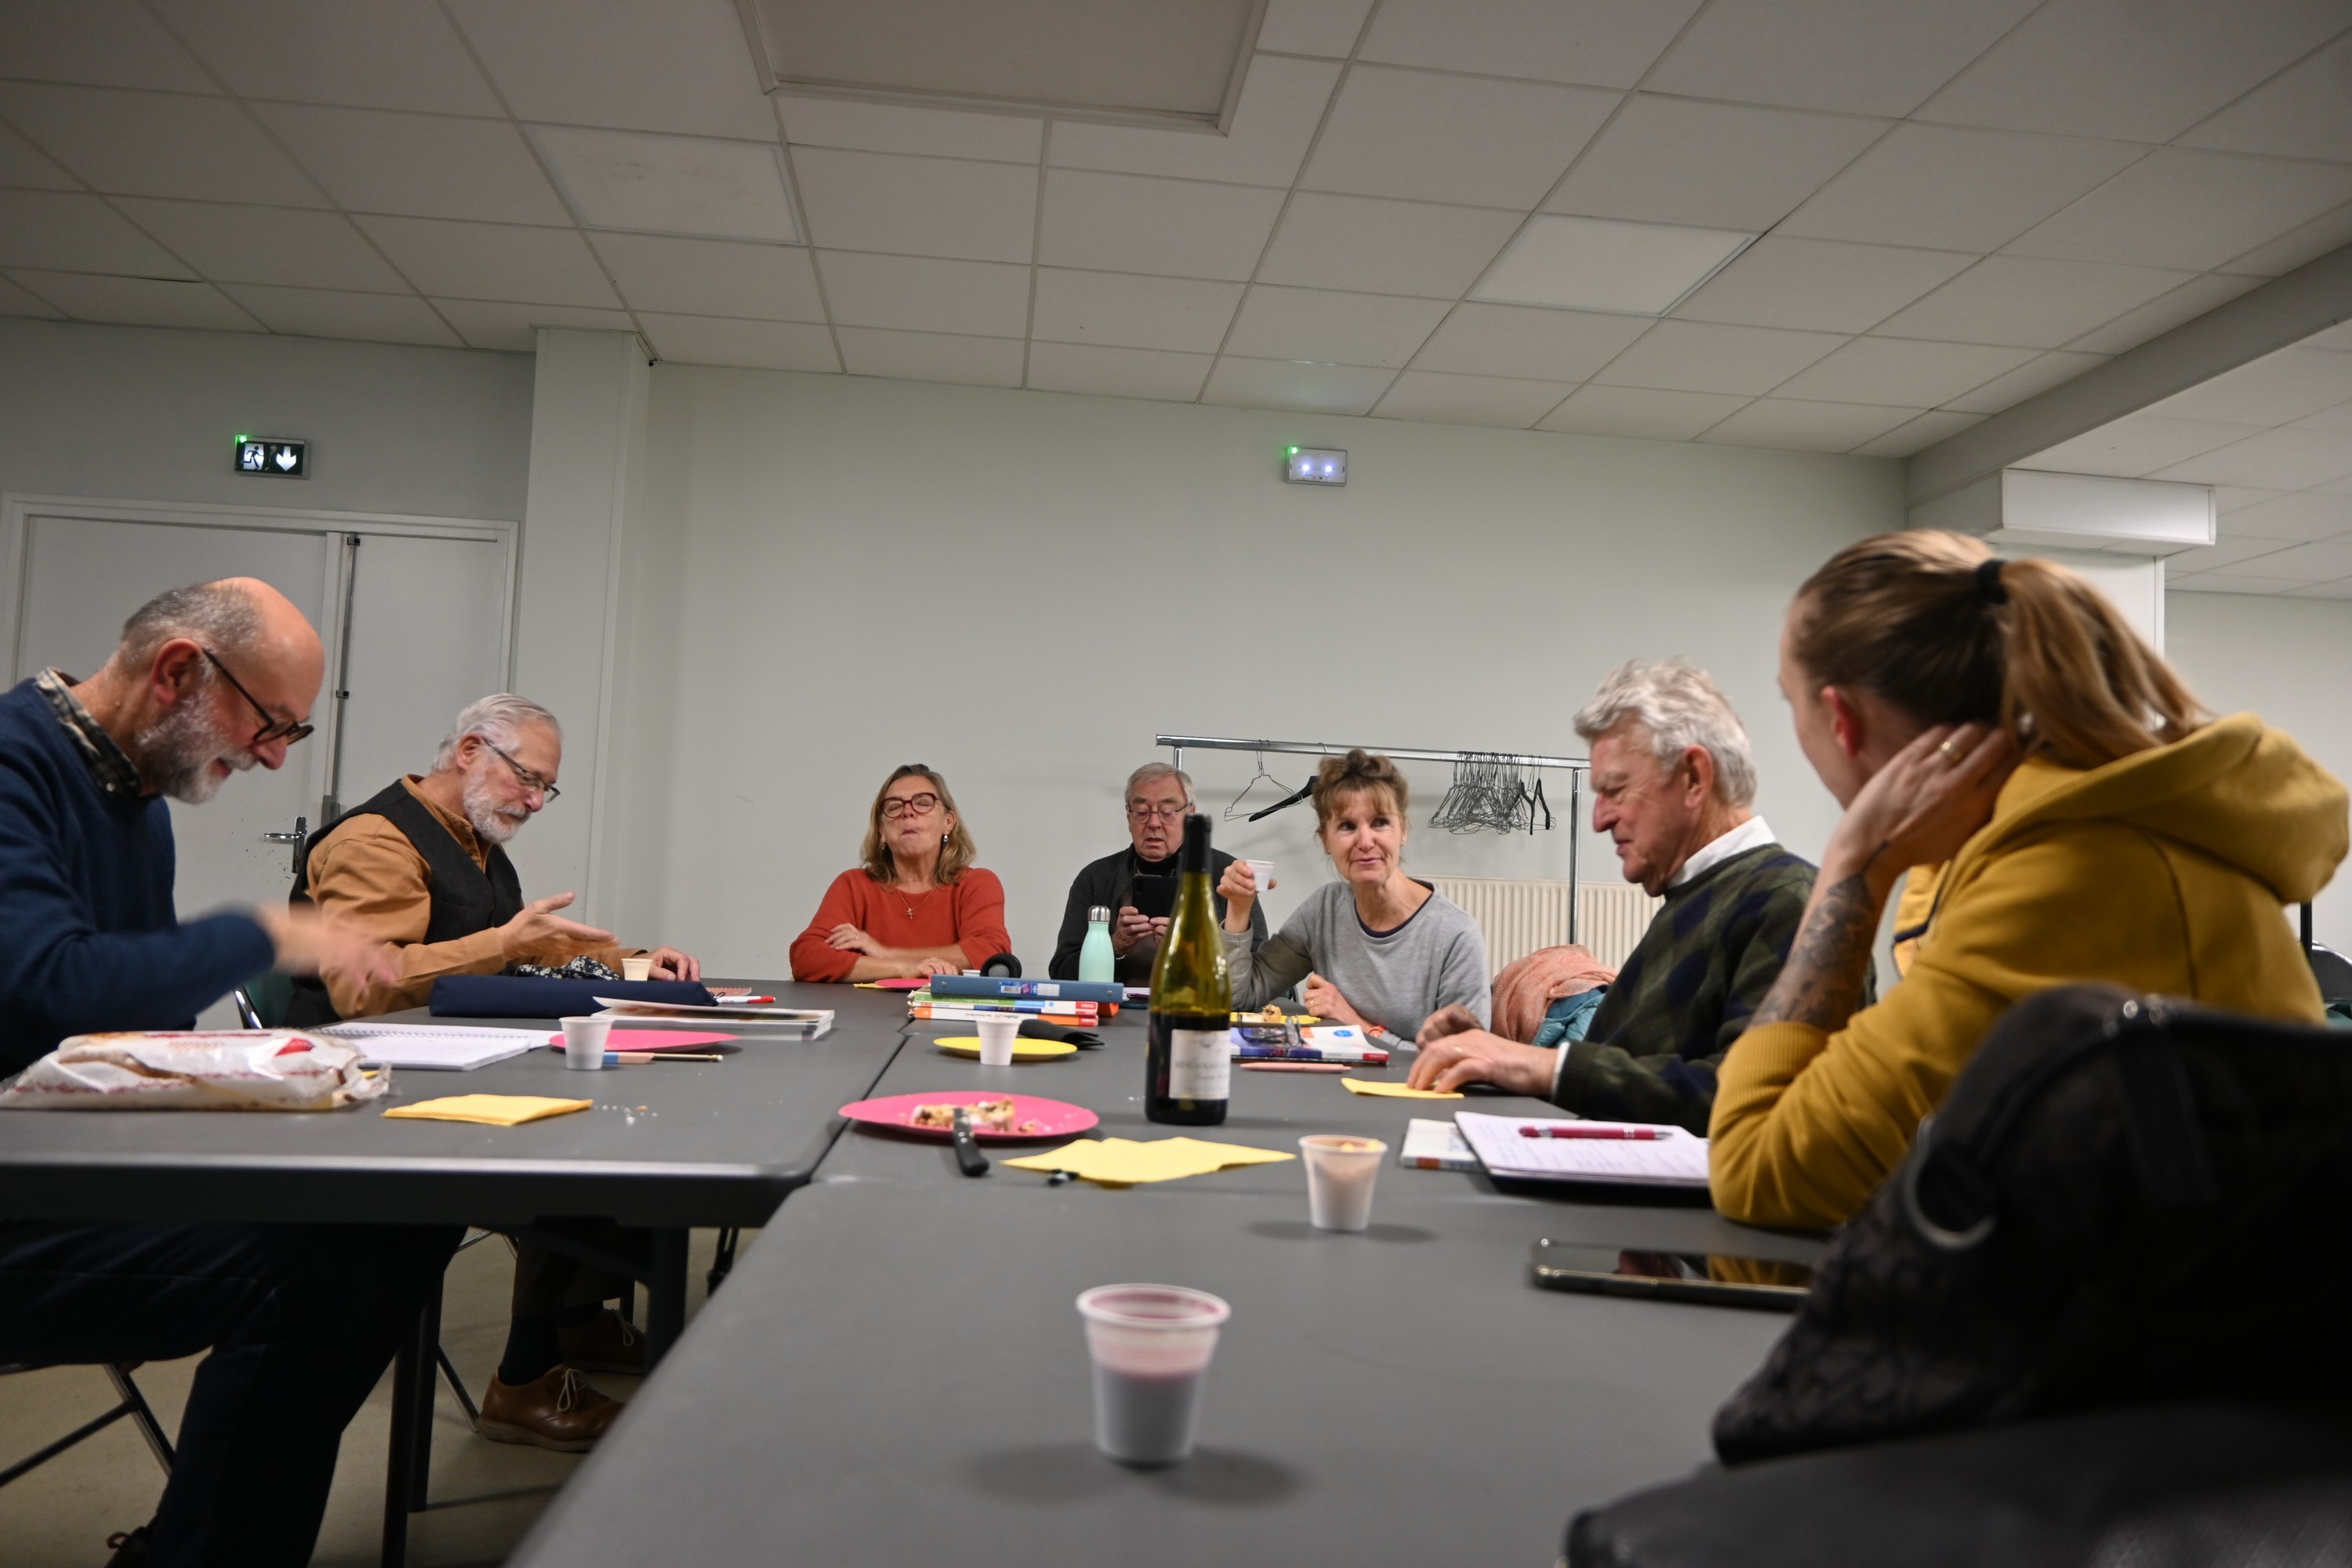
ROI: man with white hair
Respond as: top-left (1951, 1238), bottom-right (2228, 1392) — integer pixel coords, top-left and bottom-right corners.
top-left (287, 693), bottom-right (701, 1452)
top-left (1049, 761), bottom-right (1266, 983)
top-left (1412, 659), bottom-right (1850, 1132)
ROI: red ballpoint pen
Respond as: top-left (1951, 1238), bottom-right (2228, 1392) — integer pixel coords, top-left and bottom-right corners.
top-left (1519, 1125), bottom-right (1671, 1140)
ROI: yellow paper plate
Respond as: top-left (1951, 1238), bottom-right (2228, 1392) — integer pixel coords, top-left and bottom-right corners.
top-left (935, 1036), bottom-right (1077, 1062)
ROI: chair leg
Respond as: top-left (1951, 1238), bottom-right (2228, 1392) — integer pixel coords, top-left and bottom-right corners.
top-left (0, 1401), bottom-right (135, 1490)
top-left (103, 1365), bottom-right (173, 1474)
top-left (405, 1283), bottom-right (441, 1513)
top-left (706, 1228), bottom-right (739, 1296)
top-left (434, 1345), bottom-right (477, 1425)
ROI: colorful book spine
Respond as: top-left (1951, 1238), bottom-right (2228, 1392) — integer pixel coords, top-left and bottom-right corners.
top-left (909, 1005), bottom-right (1094, 1024)
top-left (926, 975), bottom-right (1126, 1004)
top-left (907, 993), bottom-right (1098, 1017)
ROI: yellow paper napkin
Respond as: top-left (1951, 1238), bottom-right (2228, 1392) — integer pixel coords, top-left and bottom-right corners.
top-left (383, 1094), bottom-right (592, 1127)
top-left (1003, 1136), bottom-right (1294, 1187)
top-left (1341, 1076), bottom-right (1462, 1100)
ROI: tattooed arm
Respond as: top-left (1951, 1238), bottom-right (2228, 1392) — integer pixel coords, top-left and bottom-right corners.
top-left (1748, 866), bottom-right (1884, 1033)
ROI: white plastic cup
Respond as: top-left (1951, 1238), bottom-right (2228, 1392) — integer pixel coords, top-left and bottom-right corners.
top-left (561, 1015), bottom-right (612, 1070)
top-left (621, 955), bottom-right (653, 982)
top-left (975, 1014), bottom-right (1019, 1067)
top-left (1244, 858), bottom-right (1276, 894)
top-left (1076, 1284), bottom-right (1231, 1466)
top-left (1299, 1134), bottom-right (1387, 1232)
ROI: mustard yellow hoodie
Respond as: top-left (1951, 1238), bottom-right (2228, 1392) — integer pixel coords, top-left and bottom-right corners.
top-left (1710, 713), bottom-right (2348, 1231)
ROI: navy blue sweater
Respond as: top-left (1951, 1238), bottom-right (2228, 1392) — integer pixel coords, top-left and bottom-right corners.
top-left (0, 679), bottom-right (274, 1073)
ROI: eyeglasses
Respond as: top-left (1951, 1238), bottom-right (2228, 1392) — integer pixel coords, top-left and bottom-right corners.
top-left (482, 738), bottom-right (560, 802)
top-left (201, 648), bottom-right (314, 746)
top-left (881, 792), bottom-right (941, 819)
top-left (1126, 801), bottom-right (1191, 822)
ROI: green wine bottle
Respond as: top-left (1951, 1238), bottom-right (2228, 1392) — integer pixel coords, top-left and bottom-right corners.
top-left (1145, 813), bottom-right (1232, 1126)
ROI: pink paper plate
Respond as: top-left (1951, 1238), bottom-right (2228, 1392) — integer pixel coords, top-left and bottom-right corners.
top-left (838, 1090), bottom-right (1098, 1142)
top-left (547, 1029), bottom-right (739, 1052)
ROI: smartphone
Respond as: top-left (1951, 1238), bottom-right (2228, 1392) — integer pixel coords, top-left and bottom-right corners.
top-left (1528, 1238), bottom-right (1813, 1313)
top-left (1129, 875), bottom-right (1178, 920)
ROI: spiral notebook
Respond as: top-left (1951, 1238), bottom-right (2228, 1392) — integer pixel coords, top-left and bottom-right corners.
top-left (314, 1022), bottom-right (543, 1071)
top-left (1454, 1112), bottom-right (1710, 1189)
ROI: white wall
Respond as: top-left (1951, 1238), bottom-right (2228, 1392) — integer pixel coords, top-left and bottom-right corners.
top-left (600, 367), bottom-right (1905, 974)
top-left (0, 318), bottom-right (535, 522)
top-left (2166, 591), bottom-right (2352, 953)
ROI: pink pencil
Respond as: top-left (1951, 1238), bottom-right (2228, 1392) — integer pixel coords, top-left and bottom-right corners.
top-left (1519, 1125), bottom-right (1670, 1141)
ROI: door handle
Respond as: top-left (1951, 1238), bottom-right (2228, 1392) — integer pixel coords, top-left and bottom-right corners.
top-left (262, 817), bottom-right (308, 875)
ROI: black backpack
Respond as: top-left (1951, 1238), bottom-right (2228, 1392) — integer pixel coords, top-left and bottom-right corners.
top-left (1713, 983), bottom-right (2352, 1465)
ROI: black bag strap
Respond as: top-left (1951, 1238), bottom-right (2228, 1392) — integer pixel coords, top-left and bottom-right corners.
top-left (2109, 1002), bottom-right (2220, 1210)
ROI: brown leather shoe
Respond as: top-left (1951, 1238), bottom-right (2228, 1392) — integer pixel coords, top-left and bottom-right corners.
top-left (474, 1367), bottom-right (622, 1452)
top-left (556, 1308), bottom-right (645, 1374)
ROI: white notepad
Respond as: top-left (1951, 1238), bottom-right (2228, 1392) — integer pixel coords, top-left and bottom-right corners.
top-left (1454, 1111), bottom-right (1710, 1189)
top-left (314, 1023), bottom-right (543, 1071)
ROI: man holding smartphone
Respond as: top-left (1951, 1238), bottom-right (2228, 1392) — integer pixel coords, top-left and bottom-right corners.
top-left (1050, 763), bottom-right (1265, 983)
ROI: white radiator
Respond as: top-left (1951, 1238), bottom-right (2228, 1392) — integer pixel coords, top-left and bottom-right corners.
top-left (1430, 877), bottom-right (1663, 976)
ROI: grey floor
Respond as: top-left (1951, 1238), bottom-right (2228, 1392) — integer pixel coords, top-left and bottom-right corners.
top-left (0, 1228), bottom-right (739, 1567)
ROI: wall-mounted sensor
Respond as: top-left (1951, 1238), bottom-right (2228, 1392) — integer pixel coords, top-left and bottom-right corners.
top-left (1283, 446), bottom-right (1345, 485)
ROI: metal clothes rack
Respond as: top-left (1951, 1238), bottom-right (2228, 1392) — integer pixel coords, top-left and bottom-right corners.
top-left (1156, 735), bottom-right (1591, 942)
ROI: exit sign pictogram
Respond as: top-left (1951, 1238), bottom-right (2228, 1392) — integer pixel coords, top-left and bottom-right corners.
top-left (234, 437), bottom-right (308, 478)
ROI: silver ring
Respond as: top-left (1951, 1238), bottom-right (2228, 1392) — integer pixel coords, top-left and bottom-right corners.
top-left (1936, 739), bottom-right (1960, 760)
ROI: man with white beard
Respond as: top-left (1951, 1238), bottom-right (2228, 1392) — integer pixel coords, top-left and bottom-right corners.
top-left (287, 692), bottom-right (701, 1450)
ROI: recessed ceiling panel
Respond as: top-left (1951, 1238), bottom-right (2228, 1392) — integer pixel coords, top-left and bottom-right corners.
top-left (746, 0), bottom-right (1263, 129)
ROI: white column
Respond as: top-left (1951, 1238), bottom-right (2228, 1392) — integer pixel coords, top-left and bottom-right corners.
top-left (506, 328), bottom-right (649, 918)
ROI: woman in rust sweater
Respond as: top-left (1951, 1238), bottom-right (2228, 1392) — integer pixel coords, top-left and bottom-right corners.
top-left (789, 764), bottom-right (1013, 982)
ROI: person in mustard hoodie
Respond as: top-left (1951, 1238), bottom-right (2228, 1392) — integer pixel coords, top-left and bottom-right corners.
top-left (1711, 529), bottom-right (2348, 1231)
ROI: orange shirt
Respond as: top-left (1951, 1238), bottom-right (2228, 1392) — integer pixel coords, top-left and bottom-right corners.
top-left (789, 868), bottom-right (1012, 982)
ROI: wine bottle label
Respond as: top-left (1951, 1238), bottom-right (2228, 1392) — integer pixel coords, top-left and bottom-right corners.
top-left (1167, 1028), bottom-right (1230, 1100)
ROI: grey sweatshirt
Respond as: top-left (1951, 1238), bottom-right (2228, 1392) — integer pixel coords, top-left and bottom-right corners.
top-left (1223, 879), bottom-right (1490, 1044)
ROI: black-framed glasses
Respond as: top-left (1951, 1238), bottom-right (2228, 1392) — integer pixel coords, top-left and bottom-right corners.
top-left (880, 791), bottom-right (941, 819)
top-left (1126, 800), bottom-right (1190, 822)
top-left (482, 738), bottom-right (560, 802)
top-left (201, 648), bottom-right (314, 746)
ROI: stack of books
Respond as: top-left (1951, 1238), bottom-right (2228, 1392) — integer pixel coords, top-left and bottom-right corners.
top-left (910, 975), bottom-right (1123, 1027)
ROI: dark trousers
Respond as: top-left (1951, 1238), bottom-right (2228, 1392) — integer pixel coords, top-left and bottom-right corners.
top-left (510, 1222), bottom-right (642, 1316)
top-left (0, 1220), bottom-right (461, 1568)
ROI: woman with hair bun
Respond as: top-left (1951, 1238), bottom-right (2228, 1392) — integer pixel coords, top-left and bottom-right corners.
top-left (1711, 531), bottom-right (2347, 1229)
top-left (1216, 749), bottom-right (1489, 1047)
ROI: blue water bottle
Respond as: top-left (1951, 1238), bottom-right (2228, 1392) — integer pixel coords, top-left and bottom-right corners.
top-left (1079, 905), bottom-right (1116, 985)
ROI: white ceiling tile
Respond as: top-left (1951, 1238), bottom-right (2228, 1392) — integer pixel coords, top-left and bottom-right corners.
top-left (1473, 216), bottom-right (1752, 313)
top-left (2307, 323), bottom-right (2352, 353)
top-left (2214, 539), bottom-right (2352, 581)
top-left (1589, 320), bottom-right (1847, 394)
top-left (2215, 200), bottom-right (2352, 278)
top-left (1538, 384), bottom-right (1751, 438)
top-left (1025, 341), bottom-right (1213, 401)
top-left (641, 314), bottom-right (840, 372)
top-left (2168, 572), bottom-right (2306, 594)
top-left (1543, 96), bottom-right (1889, 232)
top-left (1699, 397), bottom-right (1922, 452)
top-left (1029, 269), bottom-right (1243, 353)
top-left (1849, 408), bottom-right (1987, 456)
top-left (2213, 492), bottom-right (2352, 541)
top-left (1358, 0), bottom-right (1703, 88)
top-left (1257, 194), bottom-right (1519, 298)
top-left (2149, 426), bottom-right (2352, 489)
top-left (1037, 170), bottom-right (1285, 281)
top-left (110, 199), bottom-right (408, 291)
top-left (779, 96), bottom-right (1042, 164)
top-left (0, 191), bottom-right (197, 277)
top-left (1672, 238), bottom-right (1976, 334)
top-left (1411, 303), bottom-right (1652, 381)
top-left (2063, 274), bottom-right (2266, 354)
top-left (351, 216), bottom-right (621, 306)
top-left (0, 275), bottom-right (66, 319)
top-left (814, 251), bottom-right (1029, 336)
top-left (588, 233), bottom-right (822, 321)
top-left (2021, 415), bottom-right (2265, 477)
top-left (5, 270), bottom-right (260, 332)
top-left (2283, 579), bottom-right (2352, 598)
top-left (444, 0), bottom-right (778, 140)
top-left (0, 122), bottom-right (77, 189)
top-left (531, 127), bottom-right (797, 243)
top-left (837, 326), bottom-right (1023, 387)
top-left (254, 104), bottom-right (571, 225)
top-left (1941, 350), bottom-right (2110, 415)
top-left (2002, 150), bottom-right (2352, 273)
top-left (1298, 66), bottom-right (1617, 209)
top-left (1371, 369), bottom-right (1573, 428)
top-left (1777, 125), bottom-right (2144, 252)
top-left (0, 0), bottom-right (215, 93)
top-left (1224, 285), bottom-right (1449, 368)
top-left (2147, 350), bottom-right (2352, 427)
top-left (2164, 536), bottom-right (2303, 575)
top-left (429, 298), bottom-right (636, 353)
top-left (2180, 32), bottom-right (2352, 162)
top-left (2297, 401), bottom-right (2352, 434)
top-left (2216, 487), bottom-right (2289, 514)
top-left (789, 146), bottom-right (1036, 263)
top-left (1257, 0), bottom-right (1376, 56)
top-left (1773, 338), bottom-right (2035, 405)
top-left (0, 84), bottom-right (329, 207)
top-left (1049, 55), bottom-right (1339, 188)
top-left (154, 0), bottom-right (502, 116)
top-left (1917, 0), bottom-right (2350, 143)
top-left (1872, 256), bottom-right (2196, 350)
top-left (1201, 356), bottom-right (1396, 416)
top-left (218, 284), bottom-right (461, 347)
top-left (1646, 0), bottom-right (2041, 117)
